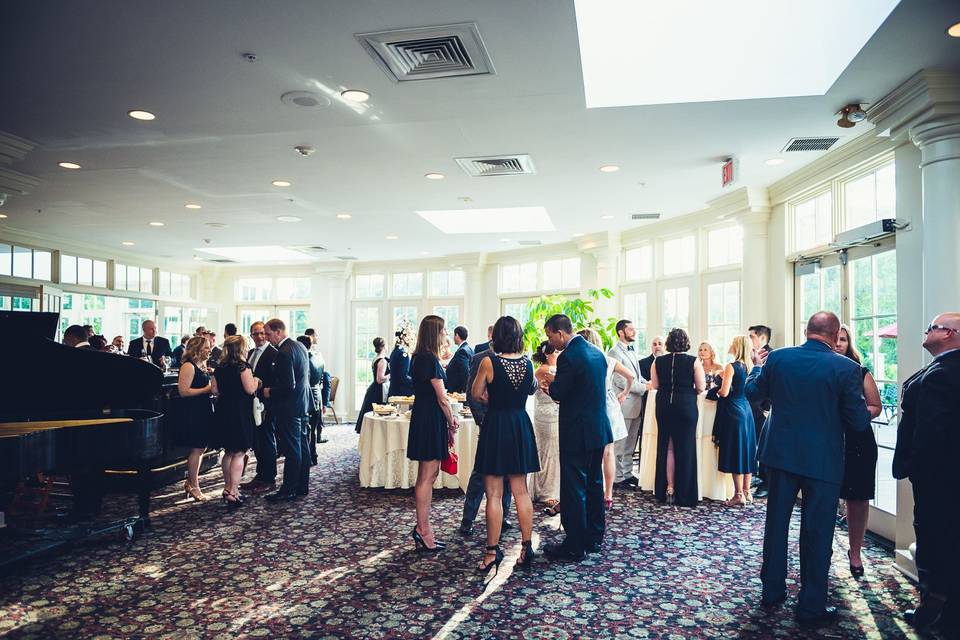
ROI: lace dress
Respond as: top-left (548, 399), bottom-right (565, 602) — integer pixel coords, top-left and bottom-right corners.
top-left (474, 355), bottom-right (540, 475)
top-left (530, 386), bottom-right (560, 502)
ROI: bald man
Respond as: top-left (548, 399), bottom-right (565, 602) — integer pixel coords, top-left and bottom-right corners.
top-left (745, 311), bottom-right (871, 628)
top-left (895, 312), bottom-right (960, 632)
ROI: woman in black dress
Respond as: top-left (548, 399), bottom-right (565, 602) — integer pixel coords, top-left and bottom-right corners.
top-left (357, 337), bottom-right (391, 433)
top-left (175, 336), bottom-right (215, 501)
top-left (648, 328), bottom-right (706, 506)
top-left (211, 335), bottom-right (259, 508)
top-left (472, 316), bottom-right (539, 572)
top-left (835, 324), bottom-right (882, 576)
top-left (407, 315), bottom-right (459, 552)
top-left (388, 324), bottom-right (414, 397)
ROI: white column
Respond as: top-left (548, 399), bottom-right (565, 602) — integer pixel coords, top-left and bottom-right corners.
top-left (583, 231), bottom-right (621, 321)
top-left (464, 261), bottom-right (485, 335)
top-left (738, 211), bottom-right (771, 333)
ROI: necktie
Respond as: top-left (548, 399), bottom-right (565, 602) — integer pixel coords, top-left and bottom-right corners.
top-left (250, 347), bottom-right (261, 372)
top-left (146, 340), bottom-right (152, 356)
top-left (627, 344), bottom-right (634, 351)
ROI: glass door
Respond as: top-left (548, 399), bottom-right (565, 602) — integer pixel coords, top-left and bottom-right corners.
top-left (276, 306), bottom-right (309, 337)
top-left (353, 303), bottom-right (383, 411)
top-left (795, 257), bottom-right (843, 343)
top-left (239, 308), bottom-right (271, 335)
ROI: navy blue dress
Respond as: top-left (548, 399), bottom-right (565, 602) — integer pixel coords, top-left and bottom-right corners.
top-left (171, 360), bottom-right (214, 449)
top-left (357, 356), bottom-right (390, 434)
top-left (388, 346), bottom-right (414, 397)
top-left (840, 367), bottom-right (878, 500)
top-left (714, 361), bottom-right (758, 474)
top-left (474, 355), bottom-right (540, 476)
top-left (406, 352), bottom-right (448, 461)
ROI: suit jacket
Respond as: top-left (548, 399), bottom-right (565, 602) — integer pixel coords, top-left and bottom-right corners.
top-left (465, 350), bottom-right (493, 426)
top-left (638, 354), bottom-right (655, 383)
top-left (207, 345), bottom-right (222, 369)
top-left (475, 341), bottom-right (491, 354)
top-left (548, 335), bottom-right (613, 453)
top-left (745, 339), bottom-right (871, 484)
top-left (268, 338), bottom-right (312, 419)
top-left (248, 344), bottom-right (278, 401)
top-left (445, 342), bottom-right (473, 393)
top-left (171, 344), bottom-right (185, 367)
top-left (388, 346), bottom-right (414, 396)
top-left (893, 348), bottom-right (960, 480)
top-left (128, 335), bottom-right (172, 365)
top-left (607, 342), bottom-right (648, 419)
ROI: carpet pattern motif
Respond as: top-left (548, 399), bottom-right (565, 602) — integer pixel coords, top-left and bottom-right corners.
top-left (0, 425), bottom-right (937, 639)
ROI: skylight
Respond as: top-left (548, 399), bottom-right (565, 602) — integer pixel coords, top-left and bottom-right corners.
top-left (417, 206), bottom-right (555, 234)
top-left (575, 0), bottom-right (900, 108)
top-left (194, 246), bottom-right (314, 263)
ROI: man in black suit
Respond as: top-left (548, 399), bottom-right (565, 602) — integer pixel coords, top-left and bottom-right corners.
top-left (895, 312), bottom-right (960, 632)
top-left (474, 325), bottom-right (494, 354)
top-left (170, 335), bottom-right (188, 367)
top-left (128, 320), bottom-right (172, 365)
top-left (262, 318), bottom-right (312, 502)
top-left (748, 324), bottom-right (774, 497)
top-left (541, 314), bottom-right (612, 561)
top-left (445, 326), bottom-right (473, 393)
top-left (241, 321), bottom-right (279, 492)
top-left (63, 324), bottom-right (93, 349)
top-left (636, 334), bottom-right (664, 446)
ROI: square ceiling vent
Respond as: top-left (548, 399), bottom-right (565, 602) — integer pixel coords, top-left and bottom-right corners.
top-left (456, 154), bottom-right (536, 177)
top-left (355, 23), bottom-right (495, 82)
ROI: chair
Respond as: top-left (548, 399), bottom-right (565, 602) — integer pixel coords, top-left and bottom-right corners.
top-left (327, 376), bottom-right (340, 424)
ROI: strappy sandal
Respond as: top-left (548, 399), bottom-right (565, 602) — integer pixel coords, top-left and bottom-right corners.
top-left (542, 500), bottom-right (561, 516)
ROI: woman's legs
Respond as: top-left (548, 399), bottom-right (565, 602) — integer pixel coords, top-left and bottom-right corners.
top-left (228, 453), bottom-right (245, 496)
top-left (481, 476), bottom-right (504, 568)
top-left (665, 438), bottom-right (675, 493)
top-left (508, 474), bottom-right (534, 548)
top-left (187, 448), bottom-right (205, 491)
top-left (602, 443), bottom-right (615, 501)
top-left (725, 473), bottom-right (746, 506)
top-left (846, 499), bottom-right (869, 568)
top-left (414, 460), bottom-right (441, 545)
top-left (742, 473), bottom-right (753, 502)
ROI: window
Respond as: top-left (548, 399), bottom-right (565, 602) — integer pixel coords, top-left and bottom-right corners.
top-left (278, 308), bottom-right (309, 336)
top-left (662, 287), bottom-right (690, 336)
top-left (706, 281), bottom-right (741, 350)
top-left (707, 226), bottom-right (743, 268)
top-left (354, 306), bottom-right (380, 409)
top-left (93, 260), bottom-right (107, 288)
top-left (238, 277), bottom-right (273, 302)
top-left (392, 272), bottom-right (423, 297)
top-left (662, 236), bottom-right (695, 276)
top-left (12, 246), bottom-right (31, 278)
top-left (500, 262), bottom-right (537, 294)
top-left (115, 263), bottom-right (150, 293)
top-left (793, 191), bottom-right (833, 251)
top-left (33, 250), bottom-right (52, 281)
top-left (0, 243), bottom-right (10, 276)
top-left (433, 305), bottom-right (460, 329)
top-left (622, 292), bottom-right (648, 349)
top-left (624, 245), bottom-right (652, 280)
top-left (798, 263), bottom-right (842, 326)
top-left (160, 271), bottom-right (190, 298)
top-left (393, 306), bottom-right (418, 332)
top-left (844, 163), bottom-right (895, 230)
top-left (430, 270), bottom-right (465, 297)
top-left (113, 263), bottom-right (125, 290)
top-left (77, 257), bottom-right (93, 285)
top-left (276, 277), bottom-right (310, 300)
top-left (139, 267), bottom-right (153, 294)
top-left (542, 258), bottom-right (580, 290)
top-left (355, 274), bottom-right (385, 299)
top-left (502, 301), bottom-right (530, 327)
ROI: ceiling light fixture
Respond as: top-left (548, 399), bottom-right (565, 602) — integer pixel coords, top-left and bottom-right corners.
top-left (572, 233), bottom-right (584, 238)
top-left (122, 241), bottom-right (135, 246)
top-left (599, 164), bottom-right (620, 173)
top-left (127, 110), bottom-right (156, 121)
top-left (420, 251), bottom-right (430, 255)
top-left (149, 221), bottom-right (165, 227)
top-left (947, 21), bottom-right (960, 37)
top-left (0, 214), bottom-right (8, 219)
top-left (271, 180), bottom-right (292, 187)
top-left (424, 172), bottom-right (445, 180)
top-left (336, 213), bottom-right (352, 220)
top-left (837, 103), bottom-right (866, 129)
top-left (340, 89), bottom-right (371, 103)
top-left (276, 216), bottom-right (302, 223)
top-left (184, 203), bottom-right (202, 209)
top-left (601, 214), bottom-right (615, 220)
top-left (193, 255), bottom-right (203, 261)
top-left (58, 161), bottom-right (82, 170)
top-left (385, 235), bottom-right (399, 240)
top-left (764, 158), bottom-right (785, 166)
top-left (499, 238), bottom-right (511, 243)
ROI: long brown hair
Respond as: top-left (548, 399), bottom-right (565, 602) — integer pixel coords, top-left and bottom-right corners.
top-left (218, 335), bottom-right (249, 369)
top-left (838, 324), bottom-right (863, 365)
top-left (413, 315), bottom-right (445, 359)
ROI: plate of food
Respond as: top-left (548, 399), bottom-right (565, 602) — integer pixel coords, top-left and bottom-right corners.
top-left (388, 395), bottom-right (415, 404)
top-left (372, 403), bottom-right (395, 415)
top-left (447, 392), bottom-right (466, 402)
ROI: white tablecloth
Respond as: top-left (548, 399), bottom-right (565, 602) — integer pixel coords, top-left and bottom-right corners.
top-left (637, 390), bottom-right (733, 501)
top-left (358, 412), bottom-right (478, 491)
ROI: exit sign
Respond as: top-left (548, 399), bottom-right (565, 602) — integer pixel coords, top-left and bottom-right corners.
top-left (721, 158), bottom-right (736, 187)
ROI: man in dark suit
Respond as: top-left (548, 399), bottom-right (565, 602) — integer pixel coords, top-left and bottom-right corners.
top-left (541, 314), bottom-right (612, 561)
top-left (128, 320), bottom-right (172, 365)
top-left (445, 326), bottom-right (473, 393)
top-left (894, 312), bottom-right (960, 632)
top-left (748, 324), bottom-right (774, 497)
top-left (745, 311), bottom-right (870, 628)
top-left (241, 321), bottom-right (279, 492)
top-left (170, 335), bottom-right (188, 367)
top-left (63, 324), bottom-right (93, 349)
top-left (474, 325), bottom-right (494, 354)
top-left (262, 318), bottom-right (312, 503)
top-left (636, 334), bottom-right (664, 449)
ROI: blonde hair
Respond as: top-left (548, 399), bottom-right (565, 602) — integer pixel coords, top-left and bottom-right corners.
top-left (838, 324), bottom-right (864, 365)
top-left (729, 335), bottom-right (753, 374)
top-left (218, 335), bottom-right (249, 368)
top-left (183, 336), bottom-right (209, 366)
top-left (577, 327), bottom-right (603, 349)
top-left (698, 341), bottom-right (718, 365)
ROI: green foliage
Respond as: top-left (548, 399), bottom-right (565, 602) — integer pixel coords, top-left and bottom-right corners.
top-left (520, 288), bottom-right (618, 352)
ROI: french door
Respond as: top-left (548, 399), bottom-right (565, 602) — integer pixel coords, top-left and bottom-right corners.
top-left (237, 306), bottom-right (309, 337)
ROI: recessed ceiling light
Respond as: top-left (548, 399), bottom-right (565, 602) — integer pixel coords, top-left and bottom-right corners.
top-left (193, 255), bottom-right (203, 261)
top-left (121, 241), bottom-right (135, 246)
top-left (572, 233), bottom-right (584, 238)
top-left (500, 238), bottom-right (511, 243)
top-left (599, 164), bottom-right (620, 173)
top-left (764, 158), bottom-right (786, 166)
top-left (58, 161), bottom-right (82, 170)
top-left (385, 235), bottom-right (399, 240)
top-left (0, 214), bottom-right (8, 219)
top-left (336, 213), bottom-right (352, 220)
top-left (424, 172), bottom-right (445, 180)
top-left (127, 110), bottom-right (156, 121)
top-left (184, 203), bottom-right (202, 209)
top-left (948, 21), bottom-right (960, 37)
top-left (149, 221), bottom-right (165, 227)
top-left (271, 180), bottom-right (292, 187)
top-left (601, 214), bottom-right (615, 220)
top-left (276, 216), bottom-right (302, 223)
top-left (420, 251), bottom-right (430, 256)
top-left (340, 89), bottom-right (370, 103)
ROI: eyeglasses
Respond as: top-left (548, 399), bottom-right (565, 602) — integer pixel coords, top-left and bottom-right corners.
top-left (251, 331), bottom-right (265, 336)
top-left (925, 323), bottom-right (957, 335)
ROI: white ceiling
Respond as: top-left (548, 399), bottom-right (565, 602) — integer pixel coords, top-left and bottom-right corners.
top-left (1, 0), bottom-right (958, 265)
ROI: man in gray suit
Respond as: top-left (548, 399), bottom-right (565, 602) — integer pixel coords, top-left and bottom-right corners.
top-left (745, 311), bottom-right (871, 628)
top-left (607, 319), bottom-right (648, 487)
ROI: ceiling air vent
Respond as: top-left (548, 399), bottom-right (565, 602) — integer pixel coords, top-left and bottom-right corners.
top-left (456, 154), bottom-right (536, 177)
top-left (517, 240), bottom-right (542, 246)
top-left (207, 258), bottom-right (236, 264)
top-left (782, 137), bottom-right (840, 152)
top-left (292, 245), bottom-right (329, 256)
top-left (355, 23), bottom-right (495, 82)
top-left (631, 213), bottom-right (661, 221)
top-left (336, 255), bottom-right (358, 261)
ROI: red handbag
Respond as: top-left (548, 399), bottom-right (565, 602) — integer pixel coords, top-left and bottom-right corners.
top-left (441, 449), bottom-right (458, 475)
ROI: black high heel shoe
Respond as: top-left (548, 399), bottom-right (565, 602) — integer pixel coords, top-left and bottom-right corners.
top-left (848, 549), bottom-right (864, 578)
top-left (476, 544), bottom-right (504, 574)
top-left (665, 489), bottom-right (675, 505)
top-left (518, 540), bottom-right (536, 568)
top-left (222, 490), bottom-right (243, 509)
top-left (411, 526), bottom-right (444, 552)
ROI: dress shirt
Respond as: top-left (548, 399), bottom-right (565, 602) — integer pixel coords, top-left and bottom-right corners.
top-left (144, 338), bottom-right (153, 356)
top-left (249, 344), bottom-right (265, 371)
top-left (934, 347), bottom-right (960, 361)
top-left (75, 341), bottom-right (90, 348)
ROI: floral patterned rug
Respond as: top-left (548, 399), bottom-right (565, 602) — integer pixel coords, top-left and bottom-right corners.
top-left (0, 424), bottom-right (937, 639)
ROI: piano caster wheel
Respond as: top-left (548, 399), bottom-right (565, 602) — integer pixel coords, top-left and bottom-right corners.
top-left (122, 524), bottom-right (137, 542)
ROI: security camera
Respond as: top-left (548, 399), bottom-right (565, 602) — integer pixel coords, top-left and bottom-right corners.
top-left (294, 145), bottom-right (315, 157)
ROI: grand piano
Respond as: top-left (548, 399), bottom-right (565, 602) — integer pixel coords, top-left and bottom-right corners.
top-left (0, 311), bottom-right (212, 568)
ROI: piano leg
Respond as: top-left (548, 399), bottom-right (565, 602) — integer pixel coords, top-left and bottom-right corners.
top-left (70, 472), bottom-right (104, 520)
top-left (137, 466), bottom-right (152, 529)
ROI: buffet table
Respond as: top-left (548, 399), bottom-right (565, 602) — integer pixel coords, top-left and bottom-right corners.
top-left (637, 390), bottom-right (734, 501)
top-left (358, 411), bottom-right (479, 492)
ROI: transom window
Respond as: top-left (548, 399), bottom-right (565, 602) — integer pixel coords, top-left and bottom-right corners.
top-left (392, 272), bottom-right (423, 297)
top-left (793, 191), bottom-right (833, 251)
top-left (61, 254), bottom-right (108, 287)
top-left (624, 245), bottom-right (652, 280)
top-left (844, 163), bottom-right (895, 230)
top-left (1, 244), bottom-right (52, 281)
top-left (430, 270), bottom-right (465, 297)
top-left (159, 271), bottom-right (191, 299)
top-left (661, 236), bottom-right (695, 276)
top-left (114, 263), bottom-right (151, 293)
top-left (355, 274), bottom-right (385, 299)
top-left (500, 262), bottom-right (538, 294)
top-left (542, 257), bottom-right (580, 290)
top-left (237, 277), bottom-right (272, 302)
top-left (276, 277), bottom-right (311, 300)
top-left (707, 226), bottom-right (743, 268)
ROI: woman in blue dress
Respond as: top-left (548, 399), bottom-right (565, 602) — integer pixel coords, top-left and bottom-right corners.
top-left (388, 323), bottom-right (414, 397)
top-left (406, 315), bottom-right (459, 553)
top-left (714, 335), bottom-right (757, 506)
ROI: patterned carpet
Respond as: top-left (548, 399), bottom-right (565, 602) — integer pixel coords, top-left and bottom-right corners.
top-left (0, 424), bottom-right (939, 639)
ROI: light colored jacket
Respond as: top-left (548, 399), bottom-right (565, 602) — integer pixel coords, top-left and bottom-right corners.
top-left (606, 342), bottom-right (648, 419)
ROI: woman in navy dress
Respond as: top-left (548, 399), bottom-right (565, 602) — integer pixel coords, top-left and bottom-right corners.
top-left (388, 324), bottom-right (414, 397)
top-left (406, 315), bottom-right (459, 552)
top-left (714, 335), bottom-right (758, 506)
top-left (649, 328), bottom-right (706, 507)
top-left (472, 316), bottom-right (539, 572)
top-left (174, 336), bottom-right (215, 502)
top-left (356, 337), bottom-right (390, 433)
top-left (835, 324), bottom-right (882, 577)
top-left (211, 335), bottom-right (259, 508)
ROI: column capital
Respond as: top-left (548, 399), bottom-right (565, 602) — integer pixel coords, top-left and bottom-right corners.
top-left (910, 119), bottom-right (960, 166)
top-left (706, 186), bottom-right (771, 222)
top-left (866, 69), bottom-right (960, 143)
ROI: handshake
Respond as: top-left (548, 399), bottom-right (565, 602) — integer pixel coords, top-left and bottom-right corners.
top-left (538, 367), bottom-right (557, 394)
